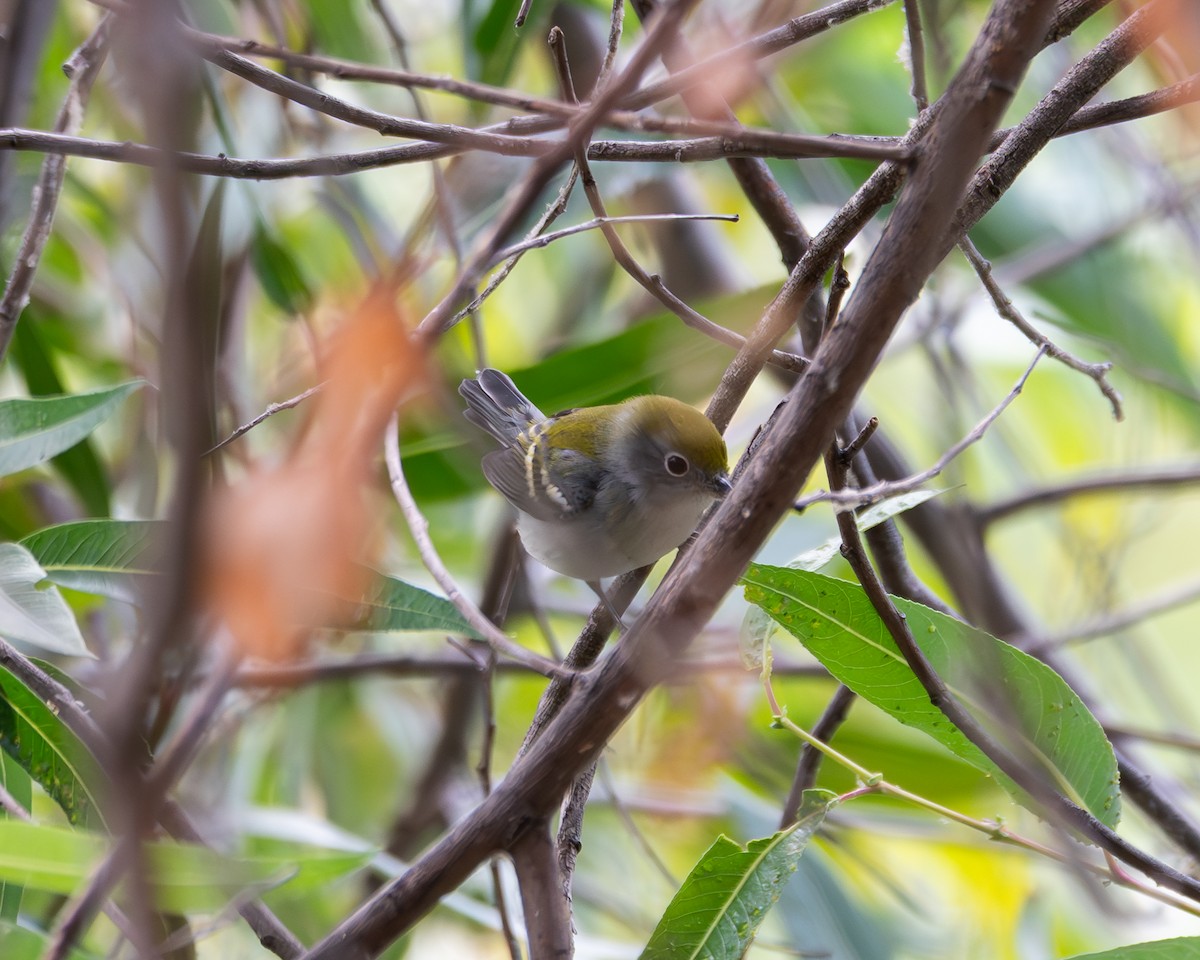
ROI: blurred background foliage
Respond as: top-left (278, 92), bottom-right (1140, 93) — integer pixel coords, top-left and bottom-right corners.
top-left (1, 0), bottom-right (1199, 957)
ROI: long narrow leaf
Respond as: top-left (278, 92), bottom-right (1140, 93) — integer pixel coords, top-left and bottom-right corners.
top-left (0, 665), bottom-right (105, 828)
top-left (0, 821), bottom-right (369, 913)
top-left (0, 382), bottom-right (142, 478)
top-left (0, 543), bottom-right (89, 657)
top-left (20, 519), bottom-right (164, 602)
top-left (350, 572), bottom-right (482, 637)
top-left (0, 754), bottom-right (30, 921)
top-left (0, 920), bottom-right (100, 960)
top-left (742, 564), bottom-right (1121, 828)
top-left (1065, 940), bottom-right (1200, 960)
top-left (639, 795), bottom-right (831, 960)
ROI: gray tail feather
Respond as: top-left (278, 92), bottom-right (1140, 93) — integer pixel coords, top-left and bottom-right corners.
top-left (459, 368), bottom-right (545, 447)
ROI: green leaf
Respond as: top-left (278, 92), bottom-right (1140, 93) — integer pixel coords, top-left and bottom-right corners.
top-left (1065, 939), bottom-right (1200, 960)
top-left (0, 664), bottom-right (105, 828)
top-left (10, 320), bottom-right (111, 517)
top-left (639, 796), bottom-right (830, 960)
top-left (468, 0), bottom-right (524, 89)
top-left (20, 519), bottom-right (165, 603)
top-left (741, 565), bottom-right (1122, 828)
top-left (0, 382), bottom-right (142, 479)
top-left (0, 920), bottom-right (101, 960)
top-left (741, 490), bottom-right (946, 670)
top-left (251, 224), bottom-right (313, 315)
top-left (0, 543), bottom-right (89, 657)
top-left (349, 573), bottom-right (482, 638)
top-left (0, 821), bottom-right (368, 914)
top-left (0, 753), bottom-right (30, 921)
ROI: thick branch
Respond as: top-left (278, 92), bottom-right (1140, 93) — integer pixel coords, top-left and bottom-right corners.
top-left (301, 3), bottom-right (1054, 955)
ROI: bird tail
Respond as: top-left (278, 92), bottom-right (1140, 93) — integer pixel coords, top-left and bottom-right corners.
top-left (459, 368), bottom-right (545, 447)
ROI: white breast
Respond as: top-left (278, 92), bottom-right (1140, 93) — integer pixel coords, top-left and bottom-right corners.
top-left (515, 489), bottom-right (712, 581)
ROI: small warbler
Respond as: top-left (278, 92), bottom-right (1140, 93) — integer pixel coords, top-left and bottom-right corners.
top-left (460, 369), bottom-right (731, 591)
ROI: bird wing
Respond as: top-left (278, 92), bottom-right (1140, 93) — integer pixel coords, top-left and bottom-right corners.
top-left (481, 448), bottom-right (565, 521)
top-left (481, 446), bottom-right (597, 521)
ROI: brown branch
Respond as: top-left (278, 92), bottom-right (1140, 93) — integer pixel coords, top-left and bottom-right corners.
top-left (205, 383), bottom-right (324, 455)
top-left (955, 0), bottom-right (1184, 238)
top-left (0, 124), bottom-right (910, 178)
top-left (958, 235), bottom-right (1123, 419)
top-left (198, 43), bottom-right (540, 156)
top-left (511, 822), bottom-right (573, 960)
top-left (903, 0), bottom-right (930, 111)
top-left (1024, 577), bottom-right (1200, 653)
top-left (98, 4), bottom-right (218, 950)
top-left (979, 463), bottom-right (1200, 525)
top-left (384, 414), bottom-right (569, 679)
top-left (0, 16), bottom-right (112, 362)
top-left (988, 72), bottom-right (1200, 149)
top-left (300, 3), bottom-right (1058, 955)
top-left (780, 684), bottom-right (855, 826)
top-left (1044, 0), bottom-right (1117, 45)
top-left (795, 347), bottom-right (1046, 510)
top-left (413, 0), bottom-right (704, 342)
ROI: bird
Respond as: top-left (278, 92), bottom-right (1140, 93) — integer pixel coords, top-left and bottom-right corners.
top-left (459, 368), bottom-right (731, 612)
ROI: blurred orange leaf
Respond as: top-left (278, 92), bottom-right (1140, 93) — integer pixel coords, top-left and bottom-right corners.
top-left (203, 288), bottom-right (424, 661)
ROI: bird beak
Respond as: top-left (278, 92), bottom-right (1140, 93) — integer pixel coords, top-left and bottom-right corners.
top-left (711, 473), bottom-right (733, 497)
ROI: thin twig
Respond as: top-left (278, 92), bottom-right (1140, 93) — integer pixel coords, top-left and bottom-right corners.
top-left (795, 347), bottom-right (1046, 510)
top-left (780, 684), bottom-right (856, 827)
top-left (487, 212), bottom-right (739, 266)
top-left (384, 412), bottom-right (569, 679)
top-left (0, 16), bottom-right (112, 362)
top-left (773, 713), bottom-right (1200, 920)
top-left (415, 0), bottom-right (705, 341)
top-left (205, 383), bottom-right (324, 455)
top-left (599, 0), bottom-right (626, 81)
top-left (1106, 725), bottom-right (1200, 754)
top-left (979, 463), bottom-right (1200, 526)
top-left (0, 781), bottom-right (30, 821)
top-left (595, 759), bottom-right (678, 887)
top-left (448, 166), bottom-right (580, 325)
top-left (959, 234), bottom-right (1123, 419)
top-left (902, 0), bottom-right (929, 111)
top-left (1023, 577), bottom-right (1200, 654)
top-left (547, 28), bottom-right (809, 375)
top-left (622, 0), bottom-right (900, 112)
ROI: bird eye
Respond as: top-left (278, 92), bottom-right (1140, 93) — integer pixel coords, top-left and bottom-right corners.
top-left (664, 453), bottom-right (689, 477)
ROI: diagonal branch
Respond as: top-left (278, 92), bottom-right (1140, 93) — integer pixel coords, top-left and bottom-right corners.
top-left (300, 2), bottom-right (1059, 955)
top-left (0, 16), bottom-right (112, 362)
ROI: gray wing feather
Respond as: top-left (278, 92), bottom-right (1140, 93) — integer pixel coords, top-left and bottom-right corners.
top-left (481, 449), bottom-right (563, 521)
top-left (481, 446), bottom-right (600, 521)
top-left (459, 369), bottom-right (545, 446)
